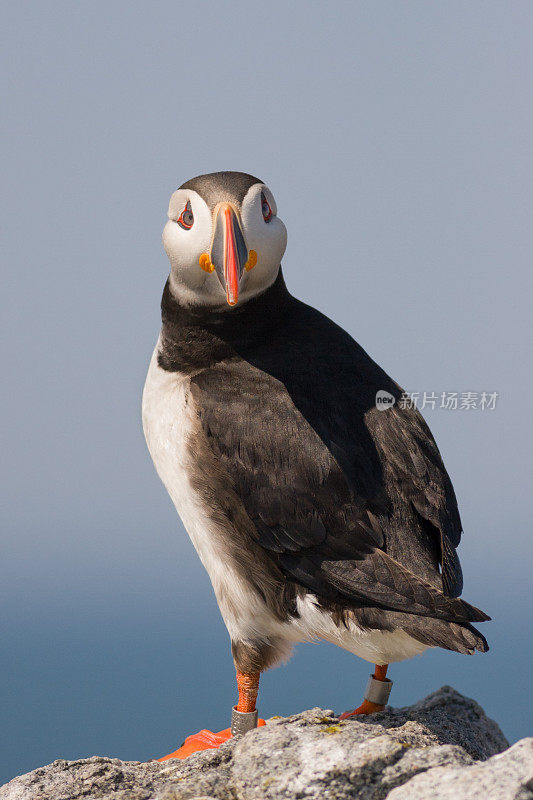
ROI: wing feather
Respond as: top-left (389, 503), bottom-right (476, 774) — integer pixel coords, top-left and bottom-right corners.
top-left (190, 340), bottom-right (481, 622)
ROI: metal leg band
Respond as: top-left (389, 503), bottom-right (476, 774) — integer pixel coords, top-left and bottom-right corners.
top-left (364, 674), bottom-right (393, 705)
top-left (231, 706), bottom-right (258, 737)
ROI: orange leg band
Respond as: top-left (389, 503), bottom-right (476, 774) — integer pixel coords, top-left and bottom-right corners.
top-left (235, 670), bottom-right (260, 713)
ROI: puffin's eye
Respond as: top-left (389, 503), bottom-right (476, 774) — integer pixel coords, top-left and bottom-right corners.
top-left (177, 200), bottom-right (194, 230)
top-left (261, 192), bottom-right (273, 222)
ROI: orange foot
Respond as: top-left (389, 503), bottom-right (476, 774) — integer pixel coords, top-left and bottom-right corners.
top-left (158, 719), bottom-right (266, 761)
top-left (339, 699), bottom-right (385, 719)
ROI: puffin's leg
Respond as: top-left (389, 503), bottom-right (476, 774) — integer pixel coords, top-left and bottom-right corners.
top-left (157, 669), bottom-right (265, 761)
top-left (339, 664), bottom-right (393, 719)
top-left (231, 670), bottom-right (260, 734)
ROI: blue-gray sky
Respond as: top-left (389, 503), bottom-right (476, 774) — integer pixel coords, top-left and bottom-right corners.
top-left (1, 0), bottom-right (532, 785)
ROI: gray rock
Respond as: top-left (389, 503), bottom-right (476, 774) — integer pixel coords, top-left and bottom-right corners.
top-left (388, 738), bottom-right (533, 800)
top-left (0, 686), bottom-right (522, 800)
top-left (224, 707), bottom-right (475, 800)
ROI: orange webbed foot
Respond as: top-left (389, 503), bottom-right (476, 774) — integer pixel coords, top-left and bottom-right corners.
top-left (157, 719), bottom-right (266, 761)
top-left (339, 699), bottom-right (385, 719)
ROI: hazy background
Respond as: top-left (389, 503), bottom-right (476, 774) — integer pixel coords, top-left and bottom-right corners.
top-left (2, 1), bottom-right (532, 785)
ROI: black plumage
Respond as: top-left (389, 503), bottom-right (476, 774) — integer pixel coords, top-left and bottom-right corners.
top-left (158, 271), bottom-right (489, 656)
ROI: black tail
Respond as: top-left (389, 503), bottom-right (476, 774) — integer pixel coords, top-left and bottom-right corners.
top-left (354, 604), bottom-right (490, 655)
top-left (402, 616), bottom-right (489, 654)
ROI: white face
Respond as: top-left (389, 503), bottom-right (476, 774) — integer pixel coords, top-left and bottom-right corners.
top-left (162, 182), bottom-right (287, 309)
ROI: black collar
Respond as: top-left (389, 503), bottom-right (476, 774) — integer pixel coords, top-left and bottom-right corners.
top-left (159, 269), bottom-right (293, 372)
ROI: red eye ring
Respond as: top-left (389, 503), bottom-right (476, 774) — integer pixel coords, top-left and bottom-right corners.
top-left (261, 191), bottom-right (272, 222)
top-left (177, 200), bottom-right (194, 230)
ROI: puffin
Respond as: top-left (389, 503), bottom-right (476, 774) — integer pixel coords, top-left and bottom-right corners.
top-left (142, 171), bottom-right (489, 759)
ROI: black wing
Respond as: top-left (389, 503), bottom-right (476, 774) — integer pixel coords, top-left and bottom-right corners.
top-left (189, 300), bottom-right (484, 622)
top-left (367, 402), bottom-right (464, 596)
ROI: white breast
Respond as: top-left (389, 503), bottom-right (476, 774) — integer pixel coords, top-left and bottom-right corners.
top-left (142, 339), bottom-right (200, 549)
top-left (142, 339), bottom-right (235, 594)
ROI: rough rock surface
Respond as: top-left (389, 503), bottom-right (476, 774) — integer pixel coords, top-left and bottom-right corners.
top-left (1, 687), bottom-right (530, 800)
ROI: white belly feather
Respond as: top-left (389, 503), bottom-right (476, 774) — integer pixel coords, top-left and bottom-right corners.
top-left (142, 338), bottom-right (428, 665)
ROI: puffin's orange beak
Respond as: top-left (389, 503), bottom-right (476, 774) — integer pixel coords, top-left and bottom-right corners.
top-left (223, 206), bottom-right (240, 306)
top-left (210, 203), bottom-right (249, 306)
